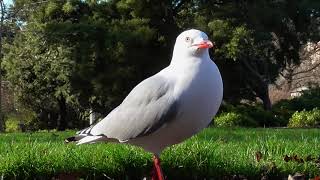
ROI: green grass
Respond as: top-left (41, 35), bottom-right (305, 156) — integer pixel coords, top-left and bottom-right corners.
top-left (0, 128), bottom-right (319, 179)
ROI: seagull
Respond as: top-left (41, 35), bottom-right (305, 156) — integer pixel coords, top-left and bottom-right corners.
top-left (65, 29), bottom-right (223, 180)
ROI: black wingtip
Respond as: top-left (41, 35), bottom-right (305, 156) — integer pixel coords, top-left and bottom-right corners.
top-left (65, 136), bottom-right (77, 143)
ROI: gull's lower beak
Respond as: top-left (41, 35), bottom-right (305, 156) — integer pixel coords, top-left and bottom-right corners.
top-left (194, 40), bottom-right (214, 49)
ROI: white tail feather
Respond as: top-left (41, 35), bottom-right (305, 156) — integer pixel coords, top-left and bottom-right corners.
top-left (76, 136), bottom-right (105, 145)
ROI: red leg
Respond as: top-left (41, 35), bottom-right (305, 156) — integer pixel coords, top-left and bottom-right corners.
top-left (151, 154), bottom-right (164, 180)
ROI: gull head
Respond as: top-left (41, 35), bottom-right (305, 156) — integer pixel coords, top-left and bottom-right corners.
top-left (172, 29), bottom-right (213, 59)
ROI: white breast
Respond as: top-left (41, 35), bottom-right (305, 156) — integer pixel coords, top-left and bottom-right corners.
top-left (173, 58), bottom-right (223, 135)
top-left (129, 58), bottom-right (223, 155)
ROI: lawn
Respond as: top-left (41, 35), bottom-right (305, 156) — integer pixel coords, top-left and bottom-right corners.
top-left (0, 128), bottom-right (319, 179)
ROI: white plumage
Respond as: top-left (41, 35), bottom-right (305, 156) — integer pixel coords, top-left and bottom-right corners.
top-left (67, 29), bottom-right (223, 156)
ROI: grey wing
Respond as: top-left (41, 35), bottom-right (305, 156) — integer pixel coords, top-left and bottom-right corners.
top-left (89, 75), bottom-right (179, 141)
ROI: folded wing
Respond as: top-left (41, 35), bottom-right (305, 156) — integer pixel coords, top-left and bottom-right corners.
top-left (70, 75), bottom-right (179, 144)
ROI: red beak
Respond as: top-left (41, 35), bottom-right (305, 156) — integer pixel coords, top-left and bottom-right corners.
top-left (195, 40), bottom-right (214, 49)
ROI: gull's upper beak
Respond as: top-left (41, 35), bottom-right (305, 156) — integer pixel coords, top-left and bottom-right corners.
top-left (192, 40), bottom-right (214, 49)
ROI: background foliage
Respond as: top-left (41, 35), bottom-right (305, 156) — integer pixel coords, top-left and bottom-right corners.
top-left (0, 0), bottom-right (319, 130)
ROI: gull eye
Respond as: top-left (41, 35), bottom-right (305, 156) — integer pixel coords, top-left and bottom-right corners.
top-left (185, 37), bottom-right (191, 42)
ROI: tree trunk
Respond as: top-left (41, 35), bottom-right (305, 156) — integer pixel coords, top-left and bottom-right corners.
top-left (57, 95), bottom-right (67, 131)
top-left (0, 1), bottom-right (4, 132)
top-left (240, 57), bottom-right (273, 110)
top-left (89, 108), bottom-right (96, 125)
top-left (260, 92), bottom-right (272, 111)
top-left (256, 82), bottom-right (272, 111)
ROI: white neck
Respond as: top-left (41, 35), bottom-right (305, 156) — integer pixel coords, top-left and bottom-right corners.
top-left (169, 50), bottom-right (211, 68)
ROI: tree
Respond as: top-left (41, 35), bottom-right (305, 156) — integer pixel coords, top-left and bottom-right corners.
top-left (3, 0), bottom-right (320, 131)
top-left (0, 0), bottom-right (22, 131)
top-left (173, 0), bottom-right (320, 110)
top-left (40, 0), bottom-right (160, 114)
top-left (3, 0), bottom-right (171, 129)
top-left (17, 0), bottom-right (187, 115)
top-left (273, 41), bottom-right (320, 94)
top-left (3, 26), bottom-right (75, 130)
top-left (275, 7), bottom-right (320, 92)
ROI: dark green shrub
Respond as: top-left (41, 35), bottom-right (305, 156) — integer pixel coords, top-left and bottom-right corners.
top-left (4, 110), bottom-right (37, 132)
top-left (216, 87), bottom-right (320, 127)
top-left (214, 112), bottom-right (258, 127)
top-left (288, 108), bottom-right (320, 128)
top-left (236, 105), bottom-right (287, 127)
top-left (5, 114), bottom-right (21, 132)
top-left (273, 87), bottom-right (320, 122)
top-left (218, 103), bottom-right (284, 127)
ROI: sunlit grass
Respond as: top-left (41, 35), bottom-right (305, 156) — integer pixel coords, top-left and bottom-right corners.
top-left (0, 128), bottom-right (319, 179)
